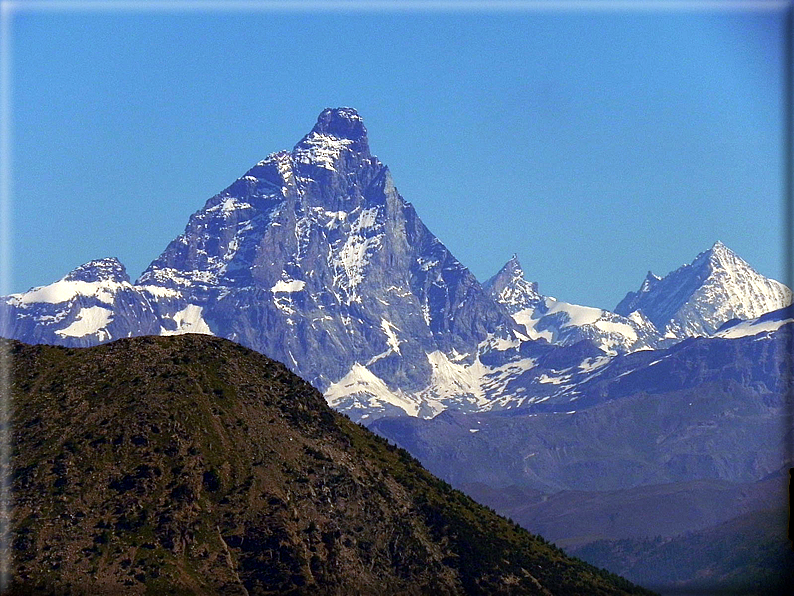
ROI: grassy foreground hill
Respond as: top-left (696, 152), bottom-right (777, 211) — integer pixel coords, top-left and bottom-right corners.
top-left (7, 334), bottom-right (653, 595)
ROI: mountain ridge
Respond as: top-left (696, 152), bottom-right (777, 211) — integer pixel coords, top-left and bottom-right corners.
top-left (1, 108), bottom-right (791, 424)
top-left (7, 333), bottom-right (653, 595)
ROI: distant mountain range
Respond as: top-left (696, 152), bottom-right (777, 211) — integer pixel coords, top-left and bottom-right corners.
top-left (2, 108), bottom-right (790, 424)
top-left (3, 108), bottom-right (792, 592)
top-left (371, 318), bottom-right (792, 490)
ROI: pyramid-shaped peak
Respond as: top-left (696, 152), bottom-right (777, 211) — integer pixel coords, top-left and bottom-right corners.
top-left (707, 240), bottom-right (735, 259)
top-left (485, 254), bottom-right (542, 313)
top-left (485, 255), bottom-right (524, 290)
top-left (693, 240), bottom-right (747, 271)
top-left (64, 258), bottom-right (130, 284)
top-left (499, 254), bottom-right (524, 279)
top-left (311, 107), bottom-right (367, 141)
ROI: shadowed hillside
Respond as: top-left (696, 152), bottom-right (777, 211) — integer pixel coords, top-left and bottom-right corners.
top-left (7, 334), bottom-right (653, 595)
top-left (570, 507), bottom-right (794, 595)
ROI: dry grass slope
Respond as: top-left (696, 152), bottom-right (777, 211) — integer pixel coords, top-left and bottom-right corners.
top-left (8, 334), bottom-right (655, 595)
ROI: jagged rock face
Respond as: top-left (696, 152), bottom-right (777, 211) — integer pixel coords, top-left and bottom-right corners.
top-left (615, 241), bottom-right (792, 337)
top-left (138, 108), bottom-right (516, 390)
top-left (485, 256), bottom-right (662, 355)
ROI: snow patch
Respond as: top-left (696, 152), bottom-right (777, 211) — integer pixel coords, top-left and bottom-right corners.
top-left (480, 333), bottom-right (521, 352)
top-left (537, 373), bottom-right (566, 385)
top-left (325, 363), bottom-right (421, 417)
top-left (544, 299), bottom-right (602, 326)
top-left (139, 285), bottom-right (180, 299)
top-left (578, 356), bottom-right (611, 372)
top-left (55, 306), bottom-right (113, 339)
top-left (422, 351), bottom-right (488, 403)
top-left (715, 317), bottom-right (793, 339)
top-left (13, 279), bottom-right (127, 306)
top-left (161, 305), bottom-right (213, 336)
top-left (206, 196), bottom-right (253, 217)
top-left (271, 279), bottom-right (306, 294)
top-left (381, 319), bottom-right (402, 354)
top-left (418, 257), bottom-right (439, 272)
top-left (594, 319), bottom-right (638, 340)
top-left (294, 132), bottom-right (354, 170)
top-left (332, 232), bottom-right (383, 299)
top-left (511, 308), bottom-right (553, 341)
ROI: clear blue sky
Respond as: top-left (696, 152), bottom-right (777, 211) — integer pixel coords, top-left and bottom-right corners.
top-left (8, 2), bottom-right (788, 310)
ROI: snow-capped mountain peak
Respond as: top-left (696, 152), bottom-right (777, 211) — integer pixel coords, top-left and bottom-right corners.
top-left (483, 255), bottom-right (542, 314)
top-left (2, 257), bottom-right (167, 346)
top-left (615, 241), bottom-right (792, 337)
top-left (63, 257), bottom-right (131, 284)
top-left (10, 259), bottom-right (133, 307)
top-left (694, 240), bottom-right (748, 273)
top-left (485, 256), bottom-right (661, 354)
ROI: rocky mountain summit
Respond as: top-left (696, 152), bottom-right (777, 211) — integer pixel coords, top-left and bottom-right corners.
top-left (7, 334), bottom-right (652, 596)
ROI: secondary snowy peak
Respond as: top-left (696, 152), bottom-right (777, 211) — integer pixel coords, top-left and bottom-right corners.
top-left (63, 258), bottom-right (131, 284)
top-left (484, 255), bottom-right (543, 313)
top-left (9, 259), bottom-right (135, 306)
top-left (485, 256), bottom-right (660, 354)
top-left (615, 241), bottom-right (793, 338)
top-left (1, 257), bottom-right (166, 346)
